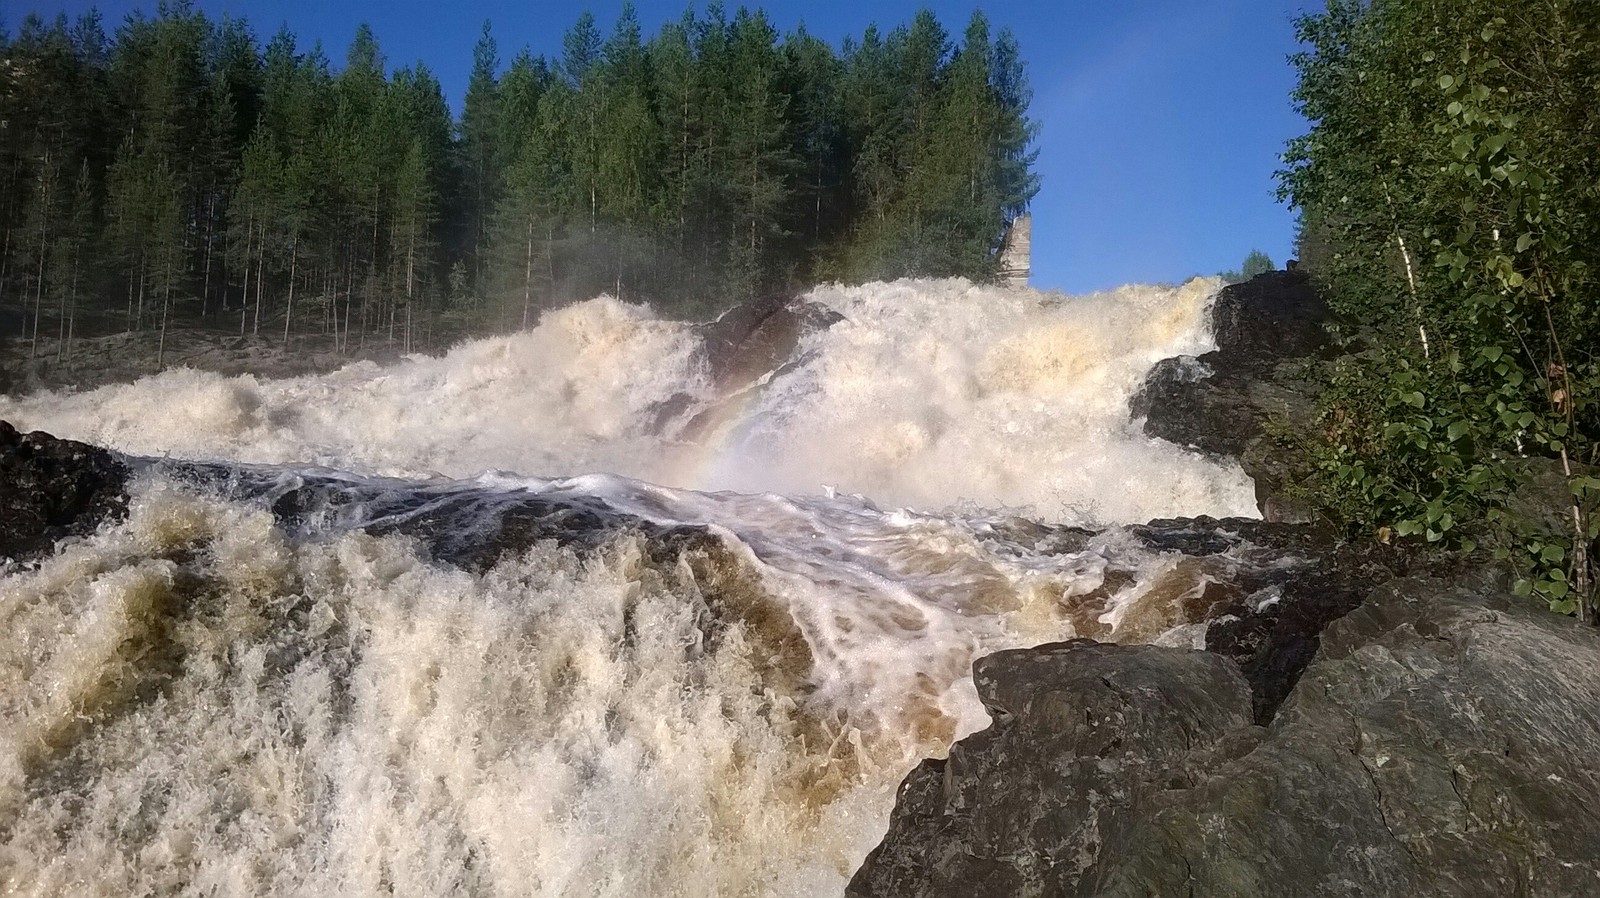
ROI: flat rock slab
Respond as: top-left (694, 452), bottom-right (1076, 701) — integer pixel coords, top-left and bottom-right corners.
top-left (851, 582), bottom-right (1600, 897)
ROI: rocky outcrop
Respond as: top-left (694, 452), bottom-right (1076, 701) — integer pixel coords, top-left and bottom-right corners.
top-left (1127, 517), bottom-right (1420, 724)
top-left (850, 581), bottom-right (1600, 897)
top-left (1132, 272), bottom-right (1331, 521)
top-left (0, 420), bottom-right (130, 564)
top-left (645, 292), bottom-right (843, 438)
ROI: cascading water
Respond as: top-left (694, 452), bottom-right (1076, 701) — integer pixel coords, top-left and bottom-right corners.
top-left (0, 278), bottom-right (1259, 896)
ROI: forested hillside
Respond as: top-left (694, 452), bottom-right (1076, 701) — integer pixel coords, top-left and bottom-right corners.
top-left (1279, 0), bottom-right (1598, 617)
top-left (0, 2), bottom-right (1037, 359)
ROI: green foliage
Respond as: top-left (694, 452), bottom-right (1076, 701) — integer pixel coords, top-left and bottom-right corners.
top-left (1242, 250), bottom-right (1274, 279)
top-left (0, 4), bottom-right (1040, 347)
top-left (1220, 249), bottom-right (1275, 284)
top-left (1279, 0), bottom-right (1600, 617)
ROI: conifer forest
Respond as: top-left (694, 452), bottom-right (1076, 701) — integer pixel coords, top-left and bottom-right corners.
top-left (0, 2), bottom-right (1038, 356)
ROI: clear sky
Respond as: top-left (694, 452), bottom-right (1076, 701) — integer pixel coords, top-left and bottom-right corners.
top-left (15, 0), bottom-right (1320, 295)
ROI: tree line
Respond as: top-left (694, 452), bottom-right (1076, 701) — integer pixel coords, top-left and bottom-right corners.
top-left (1279, 0), bottom-right (1598, 617)
top-left (0, 1), bottom-right (1038, 362)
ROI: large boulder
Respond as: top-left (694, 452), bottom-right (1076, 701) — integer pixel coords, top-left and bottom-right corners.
top-left (646, 291), bottom-right (844, 438)
top-left (0, 420), bottom-right (130, 564)
top-left (1132, 271), bottom-right (1330, 521)
top-left (850, 581), bottom-right (1600, 897)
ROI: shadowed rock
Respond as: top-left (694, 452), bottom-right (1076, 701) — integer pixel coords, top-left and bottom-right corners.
top-left (1132, 271), bottom-right (1330, 521)
top-left (0, 420), bottom-right (130, 564)
top-left (851, 582), bottom-right (1600, 897)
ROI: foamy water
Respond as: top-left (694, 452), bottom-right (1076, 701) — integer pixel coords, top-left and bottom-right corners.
top-left (0, 278), bottom-right (1255, 525)
top-left (0, 278), bottom-right (1260, 896)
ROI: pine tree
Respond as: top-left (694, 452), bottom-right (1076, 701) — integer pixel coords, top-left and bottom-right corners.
top-left (725, 8), bottom-right (794, 297)
top-left (389, 137), bottom-right (436, 348)
top-left (459, 20), bottom-right (501, 292)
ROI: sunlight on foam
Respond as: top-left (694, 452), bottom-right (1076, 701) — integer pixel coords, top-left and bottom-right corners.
top-left (0, 277), bottom-right (1266, 895)
top-left (0, 485), bottom-right (886, 896)
top-left (0, 278), bottom-right (1257, 527)
top-left (0, 474), bottom-right (1242, 897)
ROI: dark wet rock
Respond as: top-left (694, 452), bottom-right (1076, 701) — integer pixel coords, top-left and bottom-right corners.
top-left (0, 420), bottom-right (131, 564)
top-left (851, 642), bottom-right (1255, 898)
top-left (694, 291), bottom-right (844, 391)
top-left (1132, 271), bottom-right (1330, 521)
top-left (1130, 516), bottom-right (1400, 723)
top-left (851, 581), bottom-right (1600, 897)
top-left (647, 291), bottom-right (843, 437)
top-left (157, 461), bottom-right (723, 574)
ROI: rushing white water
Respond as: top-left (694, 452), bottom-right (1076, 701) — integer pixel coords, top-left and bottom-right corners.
top-left (0, 278), bottom-right (1261, 896)
top-left (0, 278), bottom-right (1255, 525)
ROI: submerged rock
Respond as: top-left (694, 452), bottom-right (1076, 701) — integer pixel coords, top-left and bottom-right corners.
top-left (850, 580), bottom-right (1600, 897)
top-left (155, 461), bottom-right (725, 575)
top-left (0, 420), bottom-right (129, 564)
top-left (1132, 271), bottom-right (1330, 521)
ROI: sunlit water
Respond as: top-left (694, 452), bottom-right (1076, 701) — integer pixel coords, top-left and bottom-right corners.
top-left (0, 278), bottom-right (1257, 896)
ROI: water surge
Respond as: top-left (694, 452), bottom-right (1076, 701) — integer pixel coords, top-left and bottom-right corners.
top-left (0, 278), bottom-right (1259, 896)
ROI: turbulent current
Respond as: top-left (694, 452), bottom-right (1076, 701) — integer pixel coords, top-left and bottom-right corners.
top-left (0, 278), bottom-right (1258, 896)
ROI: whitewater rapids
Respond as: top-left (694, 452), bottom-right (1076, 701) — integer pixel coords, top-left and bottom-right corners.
top-left (0, 278), bottom-right (1259, 896)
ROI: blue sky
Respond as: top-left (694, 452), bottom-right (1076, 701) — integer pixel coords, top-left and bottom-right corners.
top-left (16, 0), bottom-right (1320, 294)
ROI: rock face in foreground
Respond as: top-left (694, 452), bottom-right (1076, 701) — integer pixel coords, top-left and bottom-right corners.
top-left (0, 420), bottom-right (129, 564)
top-left (1132, 271), bottom-right (1330, 521)
top-left (850, 581), bottom-right (1600, 897)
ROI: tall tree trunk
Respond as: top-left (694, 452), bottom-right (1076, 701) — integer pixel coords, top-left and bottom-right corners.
top-left (252, 239), bottom-right (264, 337)
top-left (157, 256), bottom-right (172, 371)
top-left (63, 249), bottom-right (79, 362)
top-left (0, 225), bottom-right (11, 334)
top-left (201, 191), bottom-right (216, 318)
top-left (343, 258), bottom-right (355, 355)
top-left (136, 256), bottom-right (147, 334)
top-left (56, 247), bottom-right (67, 362)
top-left (523, 218), bottom-right (534, 329)
top-left (29, 216), bottom-right (47, 361)
top-left (283, 242), bottom-right (297, 344)
top-left (241, 217), bottom-right (253, 336)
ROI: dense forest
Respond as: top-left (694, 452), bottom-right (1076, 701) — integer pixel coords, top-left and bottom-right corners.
top-left (0, 2), bottom-right (1038, 359)
top-left (1279, 0), bottom-right (1598, 617)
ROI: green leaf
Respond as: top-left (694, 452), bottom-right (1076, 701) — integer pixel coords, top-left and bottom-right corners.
top-left (1447, 420), bottom-right (1469, 442)
top-left (1516, 232), bottom-right (1535, 253)
top-left (1438, 74), bottom-right (1456, 90)
top-left (1541, 545), bottom-right (1566, 564)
